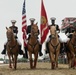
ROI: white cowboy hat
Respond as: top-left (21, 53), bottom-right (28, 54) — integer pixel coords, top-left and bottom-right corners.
top-left (50, 17), bottom-right (56, 20)
top-left (29, 18), bottom-right (35, 22)
top-left (11, 20), bottom-right (16, 23)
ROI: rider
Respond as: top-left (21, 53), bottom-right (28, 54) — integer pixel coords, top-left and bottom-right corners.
top-left (26, 18), bottom-right (43, 56)
top-left (65, 21), bottom-right (75, 39)
top-left (46, 17), bottom-right (60, 54)
top-left (1, 20), bottom-right (23, 55)
top-left (64, 20), bottom-right (75, 54)
top-left (60, 19), bottom-right (67, 54)
top-left (50, 17), bottom-right (60, 33)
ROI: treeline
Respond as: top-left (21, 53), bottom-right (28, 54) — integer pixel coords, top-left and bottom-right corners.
top-left (0, 58), bottom-right (28, 63)
top-left (0, 58), bottom-right (4, 61)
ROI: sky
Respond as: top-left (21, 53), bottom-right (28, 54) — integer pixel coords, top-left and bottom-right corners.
top-left (0, 0), bottom-right (76, 58)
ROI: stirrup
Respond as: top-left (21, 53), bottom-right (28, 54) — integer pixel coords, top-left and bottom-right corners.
top-left (39, 52), bottom-right (43, 56)
top-left (1, 50), bottom-right (6, 54)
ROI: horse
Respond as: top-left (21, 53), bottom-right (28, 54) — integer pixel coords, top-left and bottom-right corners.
top-left (48, 26), bottom-right (60, 69)
top-left (27, 23), bottom-right (40, 69)
top-left (6, 27), bottom-right (19, 70)
top-left (66, 28), bottom-right (76, 69)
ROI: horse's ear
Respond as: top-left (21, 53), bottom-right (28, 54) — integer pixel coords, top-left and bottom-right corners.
top-left (6, 27), bottom-right (8, 30)
top-left (36, 22), bottom-right (38, 25)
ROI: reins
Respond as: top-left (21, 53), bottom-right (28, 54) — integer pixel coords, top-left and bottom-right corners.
top-left (8, 40), bottom-right (17, 50)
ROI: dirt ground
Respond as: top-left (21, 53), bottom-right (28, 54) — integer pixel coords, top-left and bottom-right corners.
top-left (0, 62), bottom-right (76, 75)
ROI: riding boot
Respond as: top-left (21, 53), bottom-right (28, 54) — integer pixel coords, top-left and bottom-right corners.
top-left (1, 45), bottom-right (6, 54)
top-left (60, 43), bottom-right (63, 54)
top-left (27, 35), bottom-right (31, 40)
top-left (39, 44), bottom-right (43, 56)
top-left (45, 42), bottom-right (49, 54)
top-left (19, 45), bottom-right (23, 55)
top-left (23, 47), bottom-right (28, 59)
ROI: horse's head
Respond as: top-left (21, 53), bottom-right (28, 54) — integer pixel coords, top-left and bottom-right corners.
top-left (6, 27), bottom-right (14, 41)
top-left (50, 26), bottom-right (57, 39)
top-left (70, 26), bottom-right (76, 39)
top-left (31, 22), bottom-right (39, 38)
top-left (73, 31), bottom-right (76, 39)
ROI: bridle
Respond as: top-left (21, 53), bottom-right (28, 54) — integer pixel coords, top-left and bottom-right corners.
top-left (6, 29), bottom-right (17, 51)
top-left (28, 25), bottom-right (39, 53)
top-left (49, 28), bottom-right (59, 51)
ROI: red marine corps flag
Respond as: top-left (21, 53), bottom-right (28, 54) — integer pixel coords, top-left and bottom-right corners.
top-left (40, 0), bottom-right (49, 44)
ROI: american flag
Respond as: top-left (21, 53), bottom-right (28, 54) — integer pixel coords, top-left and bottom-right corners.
top-left (61, 17), bottom-right (76, 29)
top-left (22, 0), bottom-right (27, 47)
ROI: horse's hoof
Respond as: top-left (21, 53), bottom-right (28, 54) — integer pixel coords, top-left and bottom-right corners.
top-left (30, 67), bottom-right (33, 69)
top-left (12, 68), bottom-right (16, 70)
top-left (73, 67), bottom-right (75, 69)
top-left (33, 66), bottom-right (36, 69)
top-left (14, 68), bottom-right (16, 70)
top-left (9, 66), bottom-right (12, 68)
top-left (51, 68), bottom-right (54, 70)
top-left (69, 66), bottom-right (71, 69)
top-left (14, 67), bottom-right (16, 70)
top-left (51, 67), bottom-right (54, 70)
top-left (56, 67), bottom-right (58, 70)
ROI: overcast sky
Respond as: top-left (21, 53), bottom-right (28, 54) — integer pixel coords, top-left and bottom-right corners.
top-left (0, 0), bottom-right (76, 58)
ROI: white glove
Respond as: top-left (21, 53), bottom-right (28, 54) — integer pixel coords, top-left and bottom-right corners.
top-left (14, 33), bottom-right (17, 36)
top-left (66, 33), bottom-right (70, 36)
top-left (56, 31), bottom-right (60, 33)
top-left (70, 33), bottom-right (73, 35)
top-left (47, 37), bottom-right (50, 42)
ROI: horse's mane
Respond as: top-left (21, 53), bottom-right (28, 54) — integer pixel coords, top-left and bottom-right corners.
top-left (6, 27), bottom-right (13, 32)
top-left (7, 28), bottom-right (13, 32)
top-left (6, 27), bottom-right (15, 40)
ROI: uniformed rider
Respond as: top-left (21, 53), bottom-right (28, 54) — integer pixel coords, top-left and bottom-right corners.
top-left (46, 17), bottom-right (60, 54)
top-left (65, 22), bottom-right (75, 39)
top-left (27, 18), bottom-right (43, 56)
top-left (1, 20), bottom-right (23, 55)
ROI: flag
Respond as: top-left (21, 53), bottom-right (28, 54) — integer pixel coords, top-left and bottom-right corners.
top-left (61, 17), bottom-right (76, 29)
top-left (22, 0), bottom-right (27, 47)
top-left (40, 0), bottom-right (49, 44)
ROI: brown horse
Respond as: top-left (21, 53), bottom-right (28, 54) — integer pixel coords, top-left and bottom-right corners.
top-left (6, 27), bottom-right (19, 70)
top-left (66, 29), bottom-right (76, 69)
top-left (48, 26), bottom-right (60, 69)
top-left (27, 23), bottom-right (39, 69)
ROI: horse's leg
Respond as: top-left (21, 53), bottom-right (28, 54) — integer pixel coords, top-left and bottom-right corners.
top-left (14, 55), bottom-right (17, 70)
top-left (67, 52), bottom-right (72, 68)
top-left (67, 51), bottom-right (75, 68)
top-left (70, 55), bottom-right (76, 69)
top-left (74, 56), bottom-right (76, 68)
top-left (12, 55), bottom-right (14, 68)
top-left (33, 52), bottom-right (38, 69)
top-left (69, 49), bottom-right (76, 68)
top-left (29, 52), bottom-right (33, 69)
top-left (8, 55), bottom-right (12, 68)
top-left (55, 50), bottom-right (60, 69)
top-left (49, 52), bottom-right (52, 69)
top-left (49, 52), bottom-right (55, 69)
